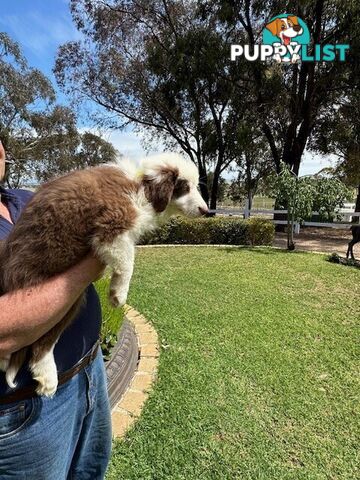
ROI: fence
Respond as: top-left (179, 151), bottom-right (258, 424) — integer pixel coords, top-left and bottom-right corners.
top-left (210, 200), bottom-right (360, 233)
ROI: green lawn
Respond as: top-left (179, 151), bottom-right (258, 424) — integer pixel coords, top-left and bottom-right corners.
top-left (106, 247), bottom-right (359, 480)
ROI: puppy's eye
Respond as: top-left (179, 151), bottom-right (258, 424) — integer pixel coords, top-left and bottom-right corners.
top-left (281, 24), bottom-right (286, 29)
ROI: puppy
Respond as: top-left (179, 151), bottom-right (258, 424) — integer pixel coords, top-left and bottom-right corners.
top-left (0, 153), bottom-right (208, 396)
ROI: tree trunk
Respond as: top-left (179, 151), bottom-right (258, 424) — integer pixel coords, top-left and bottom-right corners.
top-left (198, 164), bottom-right (209, 206)
top-left (209, 169), bottom-right (220, 211)
top-left (247, 190), bottom-right (253, 212)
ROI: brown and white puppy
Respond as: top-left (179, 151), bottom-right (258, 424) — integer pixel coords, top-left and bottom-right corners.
top-left (0, 153), bottom-right (208, 396)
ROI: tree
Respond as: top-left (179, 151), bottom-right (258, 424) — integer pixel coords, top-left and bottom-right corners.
top-left (310, 88), bottom-right (360, 218)
top-left (31, 124), bottom-right (118, 183)
top-left (55, 0), bottom-right (358, 209)
top-left (207, 0), bottom-right (359, 175)
top-left (273, 164), bottom-right (315, 249)
top-left (273, 163), bottom-right (351, 249)
top-left (0, 32), bottom-right (54, 184)
top-left (0, 32), bottom-right (116, 187)
top-left (55, 0), bottom-right (254, 209)
top-left (231, 123), bottom-right (274, 209)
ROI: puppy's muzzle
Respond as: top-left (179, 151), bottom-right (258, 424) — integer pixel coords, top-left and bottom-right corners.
top-left (198, 206), bottom-right (209, 216)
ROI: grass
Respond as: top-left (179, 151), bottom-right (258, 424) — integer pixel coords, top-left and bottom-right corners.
top-left (95, 276), bottom-right (124, 359)
top-left (106, 247), bottom-right (359, 480)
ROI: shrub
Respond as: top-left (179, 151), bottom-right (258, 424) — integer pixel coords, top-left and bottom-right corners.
top-left (139, 216), bottom-right (274, 246)
top-left (247, 216), bottom-right (275, 245)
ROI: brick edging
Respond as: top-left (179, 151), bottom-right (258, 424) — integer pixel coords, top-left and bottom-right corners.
top-left (111, 306), bottom-right (159, 438)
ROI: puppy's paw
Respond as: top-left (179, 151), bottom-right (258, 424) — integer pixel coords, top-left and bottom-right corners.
top-left (31, 355), bottom-right (58, 398)
top-left (35, 377), bottom-right (58, 398)
top-left (109, 289), bottom-right (127, 308)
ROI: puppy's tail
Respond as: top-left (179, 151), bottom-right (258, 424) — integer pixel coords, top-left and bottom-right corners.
top-left (6, 347), bottom-right (28, 389)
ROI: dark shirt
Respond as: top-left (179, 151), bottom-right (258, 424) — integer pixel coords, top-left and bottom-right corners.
top-left (0, 186), bottom-right (102, 396)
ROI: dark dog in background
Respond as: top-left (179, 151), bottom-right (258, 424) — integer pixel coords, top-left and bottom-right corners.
top-left (346, 225), bottom-right (360, 260)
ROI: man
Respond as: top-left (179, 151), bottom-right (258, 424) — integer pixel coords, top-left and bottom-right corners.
top-left (0, 140), bottom-right (112, 479)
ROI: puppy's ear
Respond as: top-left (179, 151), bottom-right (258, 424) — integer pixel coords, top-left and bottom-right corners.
top-left (143, 167), bottom-right (179, 212)
top-left (266, 18), bottom-right (281, 37)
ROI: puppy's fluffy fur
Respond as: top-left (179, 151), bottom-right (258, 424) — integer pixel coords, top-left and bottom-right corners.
top-left (0, 153), bottom-right (208, 396)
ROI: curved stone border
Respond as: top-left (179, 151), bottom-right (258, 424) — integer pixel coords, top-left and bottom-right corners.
top-left (106, 319), bottom-right (139, 410)
top-left (111, 306), bottom-right (159, 438)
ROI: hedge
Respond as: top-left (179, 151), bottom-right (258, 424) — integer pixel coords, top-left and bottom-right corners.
top-left (139, 216), bottom-right (275, 246)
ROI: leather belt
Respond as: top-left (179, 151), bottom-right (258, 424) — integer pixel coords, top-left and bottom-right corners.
top-left (0, 340), bottom-right (100, 405)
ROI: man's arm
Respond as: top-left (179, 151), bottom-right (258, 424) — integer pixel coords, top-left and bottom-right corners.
top-left (0, 256), bottom-right (105, 356)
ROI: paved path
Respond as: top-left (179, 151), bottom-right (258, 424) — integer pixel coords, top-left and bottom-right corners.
top-left (273, 228), bottom-right (359, 257)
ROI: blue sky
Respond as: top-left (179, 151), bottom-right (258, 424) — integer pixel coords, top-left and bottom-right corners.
top-left (0, 0), bottom-right (335, 174)
top-left (0, 0), bottom-right (78, 87)
top-left (0, 0), bottom-right (151, 159)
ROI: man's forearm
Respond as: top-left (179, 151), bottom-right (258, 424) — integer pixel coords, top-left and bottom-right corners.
top-left (0, 256), bottom-right (104, 355)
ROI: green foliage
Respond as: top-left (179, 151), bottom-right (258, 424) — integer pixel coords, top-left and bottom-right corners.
top-left (100, 325), bottom-right (118, 362)
top-left (312, 177), bottom-right (352, 221)
top-left (140, 216), bottom-right (274, 246)
top-left (328, 252), bottom-right (360, 269)
top-left (95, 276), bottom-right (125, 360)
top-left (273, 163), bottom-right (315, 223)
top-left (273, 163), bottom-right (351, 223)
top-left (247, 216), bottom-right (275, 246)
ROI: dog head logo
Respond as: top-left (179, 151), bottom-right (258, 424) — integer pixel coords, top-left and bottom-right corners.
top-left (262, 14), bottom-right (310, 63)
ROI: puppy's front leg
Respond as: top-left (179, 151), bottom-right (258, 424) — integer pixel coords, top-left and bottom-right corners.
top-left (96, 233), bottom-right (135, 308)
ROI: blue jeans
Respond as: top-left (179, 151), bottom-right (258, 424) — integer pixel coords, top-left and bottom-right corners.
top-left (0, 349), bottom-right (112, 479)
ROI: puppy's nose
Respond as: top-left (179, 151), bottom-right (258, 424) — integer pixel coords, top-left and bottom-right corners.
top-left (293, 24), bottom-right (301, 32)
top-left (198, 206), bottom-right (209, 216)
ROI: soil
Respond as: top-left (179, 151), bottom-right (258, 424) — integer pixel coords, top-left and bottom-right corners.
top-left (273, 227), bottom-right (360, 258)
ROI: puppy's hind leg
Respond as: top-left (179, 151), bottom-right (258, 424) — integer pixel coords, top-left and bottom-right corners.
top-left (31, 343), bottom-right (58, 397)
top-left (0, 354), bottom-right (11, 372)
top-left (30, 296), bottom-right (84, 397)
top-left (5, 348), bottom-right (28, 389)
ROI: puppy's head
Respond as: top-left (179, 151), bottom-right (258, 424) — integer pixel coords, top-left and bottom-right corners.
top-left (266, 16), bottom-right (303, 45)
top-left (141, 153), bottom-right (208, 217)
